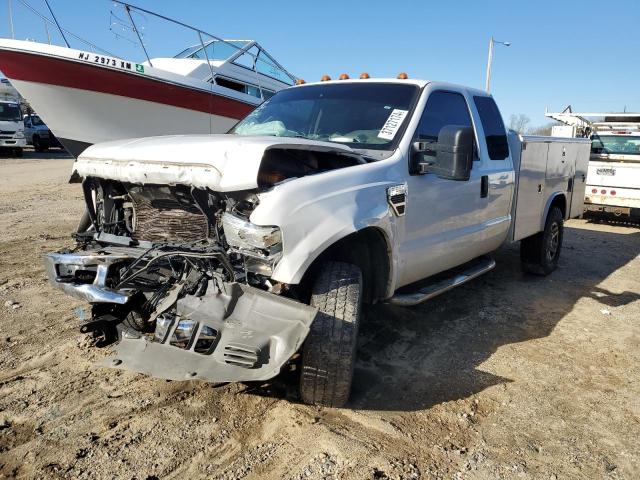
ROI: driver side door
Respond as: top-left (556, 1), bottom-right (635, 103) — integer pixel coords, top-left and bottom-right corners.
top-left (397, 89), bottom-right (492, 287)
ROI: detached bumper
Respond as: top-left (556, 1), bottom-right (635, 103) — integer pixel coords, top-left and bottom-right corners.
top-left (44, 250), bottom-right (318, 383)
top-left (107, 282), bottom-right (318, 383)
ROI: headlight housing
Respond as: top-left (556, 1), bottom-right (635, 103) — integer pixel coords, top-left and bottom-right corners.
top-left (13, 130), bottom-right (25, 139)
top-left (222, 212), bottom-right (282, 276)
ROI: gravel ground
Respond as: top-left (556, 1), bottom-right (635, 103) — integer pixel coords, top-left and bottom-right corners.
top-left (0, 152), bottom-right (639, 479)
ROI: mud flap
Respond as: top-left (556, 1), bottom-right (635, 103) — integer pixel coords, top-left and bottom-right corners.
top-left (103, 282), bottom-right (318, 383)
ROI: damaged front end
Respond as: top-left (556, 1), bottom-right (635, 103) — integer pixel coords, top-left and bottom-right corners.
top-left (45, 178), bottom-right (317, 382)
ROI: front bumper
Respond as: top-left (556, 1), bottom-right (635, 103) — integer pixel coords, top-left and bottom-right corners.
top-left (0, 138), bottom-right (26, 148)
top-left (44, 250), bottom-right (136, 304)
top-left (44, 249), bottom-right (318, 383)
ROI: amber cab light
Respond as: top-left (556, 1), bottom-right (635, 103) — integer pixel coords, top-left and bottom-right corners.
top-left (359, 72), bottom-right (370, 79)
top-left (295, 78), bottom-right (306, 85)
top-left (320, 75), bottom-right (331, 81)
top-left (339, 73), bottom-right (350, 80)
top-left (397, 72), bottom-right (408, 79)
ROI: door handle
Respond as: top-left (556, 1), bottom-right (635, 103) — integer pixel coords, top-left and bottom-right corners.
top-left (481, 175), bottom-right (489, 198)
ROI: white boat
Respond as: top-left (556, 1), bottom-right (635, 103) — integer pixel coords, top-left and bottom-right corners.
top-left (0, 4), bottom-right (296, 156)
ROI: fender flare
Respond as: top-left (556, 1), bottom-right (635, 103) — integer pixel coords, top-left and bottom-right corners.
top-left (540, 191), bottom-right (567, 230)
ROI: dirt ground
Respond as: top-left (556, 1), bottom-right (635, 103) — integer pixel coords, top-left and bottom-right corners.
top-left (0, 151), bottom-right (639, 480)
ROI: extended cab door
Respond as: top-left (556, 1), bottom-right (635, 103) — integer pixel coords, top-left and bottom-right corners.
top-left (397, 90), bottom-right (513, 288)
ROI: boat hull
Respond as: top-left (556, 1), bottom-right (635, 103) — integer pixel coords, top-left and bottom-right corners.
top-left (11, 79), bottom-right (237, 157)
top-left (0, 40), bottom-right (258, 156)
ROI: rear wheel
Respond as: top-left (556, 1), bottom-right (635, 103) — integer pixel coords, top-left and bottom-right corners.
top-left (521, 206), bottom-right (564, 275)
top-left (300, 261), bottom-right (362, 407)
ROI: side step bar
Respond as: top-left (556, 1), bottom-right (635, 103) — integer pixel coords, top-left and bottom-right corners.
top-left (387, 256), bottom-right (496, 307)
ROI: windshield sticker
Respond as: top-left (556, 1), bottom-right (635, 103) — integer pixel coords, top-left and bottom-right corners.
top-left (378, 109), bottom-right (408, 140)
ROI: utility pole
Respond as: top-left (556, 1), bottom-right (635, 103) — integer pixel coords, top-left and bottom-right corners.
top-left (8, 0), bottom-right (15, 39)
top-left (485, 36), bottom-right (511, 93)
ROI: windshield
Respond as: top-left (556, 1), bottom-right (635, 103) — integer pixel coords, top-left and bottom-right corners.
top-left (591, 134), bottom-right (640, 155)
top-left (231, 83), bottom-right (419, 151)
top-left (29, 115), bottom-right (45, 126)
top-left (0, 104), bottom-right (21, 122)
top-left (175, 40), bottom-right (250, 61)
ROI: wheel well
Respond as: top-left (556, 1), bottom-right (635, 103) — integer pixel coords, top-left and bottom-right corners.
top-left (550, 194), bottom-right (566, 218)
top-left (300, 227), bottom-right (391, 304)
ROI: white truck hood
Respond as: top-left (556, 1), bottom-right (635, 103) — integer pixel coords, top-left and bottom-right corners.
top-left (0, 120), bottom-right (21, 132)
top-left (74, 134), bottom-right (357, 191)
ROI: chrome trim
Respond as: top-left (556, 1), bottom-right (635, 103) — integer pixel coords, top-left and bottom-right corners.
top-left (388, 257), bottom-right (496, 307)
top-left (43, 251), bottom-right (135, 304)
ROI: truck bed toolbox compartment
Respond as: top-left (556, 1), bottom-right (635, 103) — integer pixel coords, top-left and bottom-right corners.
top-left (508, 134), bottom-right (590, 242)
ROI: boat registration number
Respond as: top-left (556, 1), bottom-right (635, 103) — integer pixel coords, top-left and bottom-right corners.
top-left (77, 52), bottom-right (145, 74)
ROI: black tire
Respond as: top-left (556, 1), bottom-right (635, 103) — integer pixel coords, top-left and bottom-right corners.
top-left (14, 148), bottom-right (23, 158)
top-left (300, 261), bottom-right (362, 407)
top-left (76, 209), bottom-right (92, 233)
top-left (33, 136), bottom-right (43, 152)
top-left (521, 206), bottom-right (564, 276)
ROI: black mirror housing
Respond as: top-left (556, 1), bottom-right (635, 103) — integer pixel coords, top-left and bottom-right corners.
top-left (433, 125), bottom-right (474, 181)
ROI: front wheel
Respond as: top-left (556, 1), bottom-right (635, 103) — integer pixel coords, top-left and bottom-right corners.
top-left (521, 206), bottom-right (564, 275)
top-left (300, 261), bottom-right (362, 407)
top-left (33, 136), bottom-right (48, 152)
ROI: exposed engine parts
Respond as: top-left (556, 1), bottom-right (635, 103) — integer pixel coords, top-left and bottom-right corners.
top-left (53, 177), bottom-right (293, 354)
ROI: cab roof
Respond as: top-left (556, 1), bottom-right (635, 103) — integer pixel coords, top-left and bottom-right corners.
top-left (292, 78), bottom-right (490, 97)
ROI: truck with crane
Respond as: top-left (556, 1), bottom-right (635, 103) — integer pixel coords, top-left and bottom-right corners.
top-left (547, 107), bottom-right (640, 221)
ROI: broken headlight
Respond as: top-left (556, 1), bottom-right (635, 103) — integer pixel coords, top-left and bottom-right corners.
top-left (222, 212), bottom-right (282, 276)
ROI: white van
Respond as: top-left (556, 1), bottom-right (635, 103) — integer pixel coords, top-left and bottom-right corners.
top-left (0, 100), bottom-right (26, 156)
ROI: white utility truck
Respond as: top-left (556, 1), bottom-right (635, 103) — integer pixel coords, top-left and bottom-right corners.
top-left (0, 99), bottom-right (26, 156)
top-left (547, 108), bottom-right (640, 221)
top-left (45, 79), bottom-right (590, 407)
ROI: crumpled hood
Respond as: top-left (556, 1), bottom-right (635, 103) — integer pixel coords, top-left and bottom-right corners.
top-left (74, 134), bottom-right (357, 191)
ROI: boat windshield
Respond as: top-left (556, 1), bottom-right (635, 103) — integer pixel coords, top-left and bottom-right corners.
top-left (175, 40), bottom-right (251, 61)
top-left (0, 104), bottom-right (22, 122)
top-left (591, 134), bottom-right (640, 155)
top-left (231, 83), bottom-right (419, 151)
top-left (175, 40), bottom-right (294, 85)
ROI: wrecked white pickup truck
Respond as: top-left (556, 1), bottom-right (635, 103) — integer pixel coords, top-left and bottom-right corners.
top-left (45, 79), bottom-right (590, 407)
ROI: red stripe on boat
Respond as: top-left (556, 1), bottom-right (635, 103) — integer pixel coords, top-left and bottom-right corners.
top-left (0, 49), bottom-right (255, 119)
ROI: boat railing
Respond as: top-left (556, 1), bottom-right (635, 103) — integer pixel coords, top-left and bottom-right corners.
top-left (110, 1), bottom-right (297, 88)
top-left (13, 0), bottom-right (118, 56)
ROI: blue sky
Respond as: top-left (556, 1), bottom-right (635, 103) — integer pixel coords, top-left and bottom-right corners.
top-left (2, 0), bottom-right (639, 128)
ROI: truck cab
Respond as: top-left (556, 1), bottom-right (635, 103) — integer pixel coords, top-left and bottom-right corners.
top-left (0, 100), bottom-right (26, 156)
top-left (23, 113), bottom-right (62, 152)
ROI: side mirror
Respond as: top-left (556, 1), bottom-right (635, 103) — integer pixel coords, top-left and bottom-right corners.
top-left (411, 125), bottom-right (474, 180)
top-left (433, 125), bottom-right (474, 181)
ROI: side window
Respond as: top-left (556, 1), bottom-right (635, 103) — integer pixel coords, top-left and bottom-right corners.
top-left (415, 91), bottom-right (473, 157)
top-left (473, 96), bottom-right (509, 160)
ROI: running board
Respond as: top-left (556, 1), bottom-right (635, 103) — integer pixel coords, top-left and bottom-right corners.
top-left (387, 256), bottom-right (496, 307)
